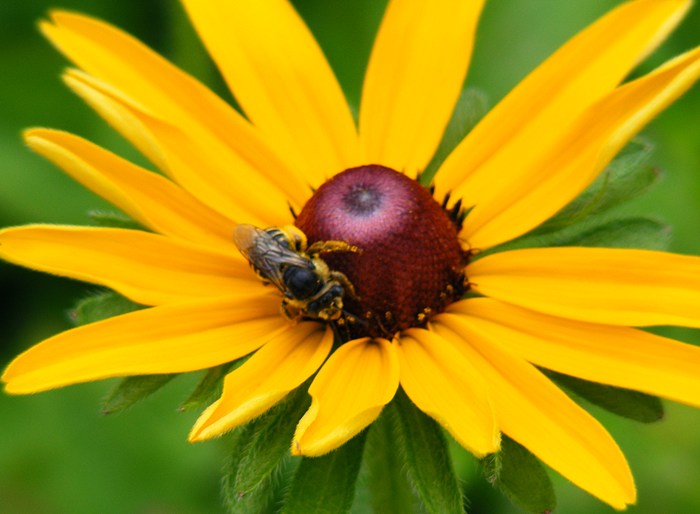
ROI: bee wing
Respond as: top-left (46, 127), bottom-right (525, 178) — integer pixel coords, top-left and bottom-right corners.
top-left (232, 224), bottom-right (266, 259)
top-left (233, 224), bottom-right (312, 292)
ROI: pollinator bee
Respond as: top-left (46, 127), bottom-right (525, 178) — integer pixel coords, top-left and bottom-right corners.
top-left (233, 224), bottom-right (359, 321)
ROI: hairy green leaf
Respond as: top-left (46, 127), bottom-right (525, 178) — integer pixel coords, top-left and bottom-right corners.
top-left (70, 290), bottom-right (143, 326)
top-left (545, 370), bottom-right (664, 424)
top-left (101, 374), bottom-right (178, 415)
top-left (282, 431), bottom-right (367, 514)
top-left (482, 217), bottom-right (672, 258)
top-left (537, 138), bottom-right (659, 233)
top-left (364, 409), bottom-right (424, 514)
top-left (389, 389), bottom-right (464, 514)
top-left (179, 363), bottom-right (236, 413)
top-left (560, 217), bottom-right (671, 250)
top-left (88, 210), bottom-right (146, 230)
top-left (222, 386), bottom-right (310, 514)
top-left (483, 435), bottom-right (556, 514)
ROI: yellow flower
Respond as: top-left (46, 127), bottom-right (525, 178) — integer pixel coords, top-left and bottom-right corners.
top-left (2, 0), bottom-right (700, 509)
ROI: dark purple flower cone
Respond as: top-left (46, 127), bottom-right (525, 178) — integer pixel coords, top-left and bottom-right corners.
top-left (296, 165), bottom-right (469, 338)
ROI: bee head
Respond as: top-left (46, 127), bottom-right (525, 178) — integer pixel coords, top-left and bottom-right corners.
top-left (283, 265), bottom-right (323, 300)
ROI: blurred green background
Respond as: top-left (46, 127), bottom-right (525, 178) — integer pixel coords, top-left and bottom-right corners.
top-left (1, 0), bottom-right (700, 513)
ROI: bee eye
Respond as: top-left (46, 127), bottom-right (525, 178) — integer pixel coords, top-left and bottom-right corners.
top-left (283, 266), bottom-right (322, 299)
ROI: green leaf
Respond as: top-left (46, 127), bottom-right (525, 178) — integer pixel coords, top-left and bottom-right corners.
top-left (561, 217), bottom-right (671, 250)
top-left (363, 409), bottom-right (423, 514)
top-left (282, 431), bottom-right (367, 514)
top-left (544, 370), bottom-right (664, 424)
top-left (537, 138), bottom-right (659, 233)
top-left (101, 374), bottom-right (178, 415)
top-left (179, 362), bottom-right (241, 413)
top-left (482, 217), bottom-right (672, 258)
top-left (420, 87), bottom-right (489, 186)
top-left (88, 210), bottom-right (146, 230)
top-left (70, 290), bottom-right (144, 326)
top-left (71, 291), bottom-right (169, 415)
top-left (389, 389), bottom-right (464, 514)
top-left (223, 386), bottom-right (311, 514)
top-left (483, 435), bottom-right (556, 514)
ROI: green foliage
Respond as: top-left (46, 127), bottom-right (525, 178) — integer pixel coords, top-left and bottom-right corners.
top-left (420, 87), bottom-right (489, 186)
top-left (483, 436), bottom-right (556, 514)
top-left (536, 139), bottom-right (659, 233)
top-left (179, 363), bottom-right (236, 413)
top-left (364, 409), bottom-right (424, 514)
top-left (88, 210), bottom-right (146, 230)
top-left (101, 374), bottom-right (178, 415)
top-left (223, 386), bottom-right (310, 514)
top-left (70, 290), bottom-right (143, 325)
top-left (71, 291), bottom-right (176, 415)
top-left (483, 217), bottom-right (672, 257)
top-left (282, 431), bottom-right (367, 514)
top-left (388, 389), bottom-right (464, 514)
top-left (479, 138), bottom-right (666, 259)
top-left (556, 217), bottom-right (671, 250)
top-left (544, 370), bottom-right (664, 424)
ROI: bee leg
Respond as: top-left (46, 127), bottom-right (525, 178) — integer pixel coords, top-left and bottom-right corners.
top-left (307, 240), bottom-right (361, 255)
top-left (373, 313), bottom-right (395, 339)
top-left (278, 225), bottom-right (308, 252)
top-left (330, 270), bottom-right (358, 300)
top-left (280, 300), bottom-right (301, 322)
top-left (333, 309), bottom-right (364, 342)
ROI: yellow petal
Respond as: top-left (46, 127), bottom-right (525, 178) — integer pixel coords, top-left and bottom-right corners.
top-left (180, 0), bottom-right (359, 184)
top-left (190, 323), bottom-right (332, 441)
top-left (292, 338), bottom-right (399, 456)
top-left (435, 0), bottom-right (690, 236)
top-left (469, 247), bottom-right (700, 328)
top-left (24, 129), bottom-right (235, 251)
top-left (3, 294), bottom-right (286, 394)
top-left (432, 316), bottom-right (636, 509)
top-left (396, 328), bottom-right (499, 457)
top-left (447, 298), bottom-right (700, 409)
top-left (0, 225), bottom-right (256, 306)
top-left (465, 44), bottom-right (700, 248)
top-left (64, 70), bottom-right (291, 226)
top-left (359, 0), bottom-right (485, 174)
top-left (41, 11), bottom-right (307, 204)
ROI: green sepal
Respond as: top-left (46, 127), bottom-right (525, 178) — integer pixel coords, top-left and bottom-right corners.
top-left (70, 291), bottom-right (173, 415)
top-left (101, 374), bottom-right (178, 415)
top-left (88, 210), bottom-right (146, 230)
top-left (544, 370), bottom-right (664, 424)
top-left (223, 385), bottom-right (310, 514)
top-left (362, 409), bottom-right (423, 514)
top-left (420, 87), bottom-right (489, 186)
top-left (482, 217), bottom-right (672, 258)
top-left (388, 389), bottom-right (464, 514)
top-left (482, 435), bottom-right (556, 514)
top-left (282, 431), bottom-right (368, 514)
top-left (179, 363), bottom-right (236, 413)
top-left (70, 290), bottom-right (144, 326)
top-left (554, 217), bottom-right (671, 250)
top-left (536, 138), bottom-right (659, 233)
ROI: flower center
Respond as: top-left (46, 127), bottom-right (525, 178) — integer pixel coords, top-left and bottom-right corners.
top-left (295, 165), bottom-right (469, 339)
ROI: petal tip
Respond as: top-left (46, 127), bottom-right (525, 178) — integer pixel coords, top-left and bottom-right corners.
top-left (187, 428), bottom-right (206, 443)
top-left (290, 438), bottom-right (303, 457)
top-left (37, 19), bottom-right (54, 37)
top-left (23, 129), bottom-right (53, 150)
